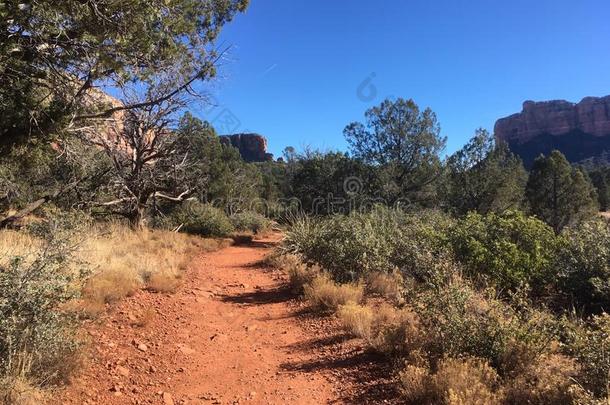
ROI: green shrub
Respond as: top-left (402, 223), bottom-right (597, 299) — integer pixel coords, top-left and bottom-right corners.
top-left (564, 314), bottom-right (610, 398)
top-left (557, 219), bottom-right (610, 313)
top-left (450, 211), bottom-right (559, 294)
top-left (284, 214), bottom-right (388, 281)
top-left (285, 207), bottom-right (453, 282)
top-left (166, 201), bottom-right (234, 237)
top-left (0, 236), bottom-right (84, 388)
top-left (407, 273), bottom-right (556, 374)
top-left (230, 211), bottom-right (271, 234)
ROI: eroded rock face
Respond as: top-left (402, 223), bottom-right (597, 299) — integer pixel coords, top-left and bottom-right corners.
top-left (219, 133), bottom-right (274, 162)
top-left (495, 96), bottom-right (610, 167)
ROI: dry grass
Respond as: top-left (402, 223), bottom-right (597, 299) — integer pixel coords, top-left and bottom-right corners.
top-left (147, 269), bottom-right (182, 293)
top-left (366, 270), bottom-right (403, 302)
top-left (263, 252), bottom-right (320, 293)
top-left (338, 302), bottom-right (423, 356)
top-left (0, 377), bottom-right (44, 405)
top-left (303, 274), bottom-right (363, 311)
top-left (337, 303), bottom-right (374, 338)
top-left (503, 354), bottom-right (584, 404)
top-left (263, 251), bottom-right (299, 269)
top-left (400, 357), bottom-right (501, 405)
top-left (0, 230), bottom-right (42, 268)
top-left (77, 222), bottom-right (230, 316)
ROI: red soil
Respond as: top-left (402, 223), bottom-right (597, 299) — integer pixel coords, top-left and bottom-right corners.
top-left (58, 234), bottom-right (399, 405)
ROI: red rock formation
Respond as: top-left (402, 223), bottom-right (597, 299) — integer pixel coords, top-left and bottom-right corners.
top-left (495, 96), bottom-right (610, 143)
top-left (219, 133), bottom-right (274, 162)
top-left (495, 96), bottom-right (610, 166)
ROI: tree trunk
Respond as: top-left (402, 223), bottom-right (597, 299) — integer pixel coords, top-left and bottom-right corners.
top-left (128, 204), bottom-right (147, 230)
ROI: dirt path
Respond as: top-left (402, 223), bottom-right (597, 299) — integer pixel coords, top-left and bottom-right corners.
top-left (60, 234), bottom-right (339, 404)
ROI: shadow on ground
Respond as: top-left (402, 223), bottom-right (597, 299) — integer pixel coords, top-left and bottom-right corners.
top-left (220, 287), bottom-right (293, 306)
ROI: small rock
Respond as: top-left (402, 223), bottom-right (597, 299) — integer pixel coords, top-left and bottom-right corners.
top-left (162, 392), bottom-right (174, 405)
top-left (115, 365), bottom-right (130, 377)
top-left (137, 343), bottom-right (148, 352)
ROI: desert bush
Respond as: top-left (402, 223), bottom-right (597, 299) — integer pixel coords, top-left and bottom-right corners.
top-left (0, 232), bottom-right (84, 391)
top-left (450, 211), bottom-right (559, 295)
top-left (164, 201), bottom-right (234, 237)
top-left (399, 357), bottom-right (501, 405)
top-left (366, 270), bottom-right (404, 302)
top-left (557, 219), bottom-right (610, 313)
top-left (285, 212), bottom-right (396, 281)
top-left (564, 314), bottom-right (610, 398)
top-left (303, 274), bottom-right (363, 310)
top-left (503, 354), bottom-right (583, 405)
top-left (337, 303), bottom-right (375, 338)
top-left (408, 274), bottom-right (556, 374)
top-left (285, 207), bottom-right (452, 282)
top-left (230, 211), bottom-right (271, 234)
top-left (431, 357), bottom-right (501, 405)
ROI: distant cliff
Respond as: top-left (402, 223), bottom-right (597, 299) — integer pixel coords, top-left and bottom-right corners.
top-left (494, 96), bottom-right (610, 167)
top-left (219, 133), bottom-right (274, 162)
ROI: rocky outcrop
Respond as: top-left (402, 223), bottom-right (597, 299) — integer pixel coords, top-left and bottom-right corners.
top-left (495, 96), bottom-right (610, 167)
top-left (219, 133), bottom-right (273, 162)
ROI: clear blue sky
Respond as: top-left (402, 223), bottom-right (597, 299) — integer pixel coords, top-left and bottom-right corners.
top-left (192, 0), bottom-right (610, 158)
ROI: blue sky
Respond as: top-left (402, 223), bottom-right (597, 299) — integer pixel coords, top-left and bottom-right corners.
top-left (193, 0), bottom-right (610, 158)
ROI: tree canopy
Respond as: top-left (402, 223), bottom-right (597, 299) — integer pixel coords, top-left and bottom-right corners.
top-left (442, 129), bottom-right (527, 215)
top-left (0, 0), bottom-right (249, 143)
top-left (343, 98), bottom-right (446, 203)
top-left (526, 150), bottom-right (598, 233)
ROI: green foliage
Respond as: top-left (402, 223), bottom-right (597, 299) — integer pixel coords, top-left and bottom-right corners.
top-left (284, 207), bottom-right (453, 283)
top-left (0, 139), bottom-right (112, 214)
top-left (287, 150), bottom-right (380, 215)
top-left (285, 209), bottom-right (399, 282)
top-left (450, 211), bottom-right (559, 294)
top-left (166, 201), bottom-right (234, 237)
top-left (230, 211), bottom-right (271, 234)
top-left (557, 219), bottom-right (610, 313)
top-left (1, 0), bottom-right (249, 142)
top-left (344, 98), bottom-right (446, 204)
top-left (410, 276), bottom-right (555, 373)
top-left (563, 314), bottom-right (610, 397)
top-left (0, 236), bottom-right (84, 386)
top-left (442, 129), bottom-right (527, 215)
top-left (526, 150), bottom-right (599, 233)
top-left (588, 166), bottom-right (610, 211)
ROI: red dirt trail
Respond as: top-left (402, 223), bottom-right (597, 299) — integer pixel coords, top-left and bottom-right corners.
top-left (59, 234), bottom-right (342, 404)
top-left (59, 233), bottom-right (400, 405)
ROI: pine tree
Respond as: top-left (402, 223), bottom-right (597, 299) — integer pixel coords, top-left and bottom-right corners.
top-left (526, 150), bottom-right (598, 233)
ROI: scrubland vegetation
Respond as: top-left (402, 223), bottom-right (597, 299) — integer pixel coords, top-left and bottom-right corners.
top-left (0, 210), bottom-right (235, 403)
top-left (278, 206), bottom-right (610, 403)
top-left (2, 0), bottom-right (610, 402)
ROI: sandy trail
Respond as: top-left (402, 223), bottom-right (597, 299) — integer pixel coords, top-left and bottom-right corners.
top-left (60, 234), bottom-right (338, 404)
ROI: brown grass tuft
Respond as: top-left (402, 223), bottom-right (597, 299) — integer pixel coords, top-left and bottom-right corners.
top-left (504, 354), bottom-right (583, 404)
top-left (366, 270), bottom-right (404, 302)
top-left (78, 223), bottom-right (228, 315)
top-left (303, 274), bottom-right (363, 311)
top-left (147, 269), bottom-right (183, 293)
top-left (0, 377), bottom-right (44, 405)
top-left (337, 303), bottom-right (374, 338)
